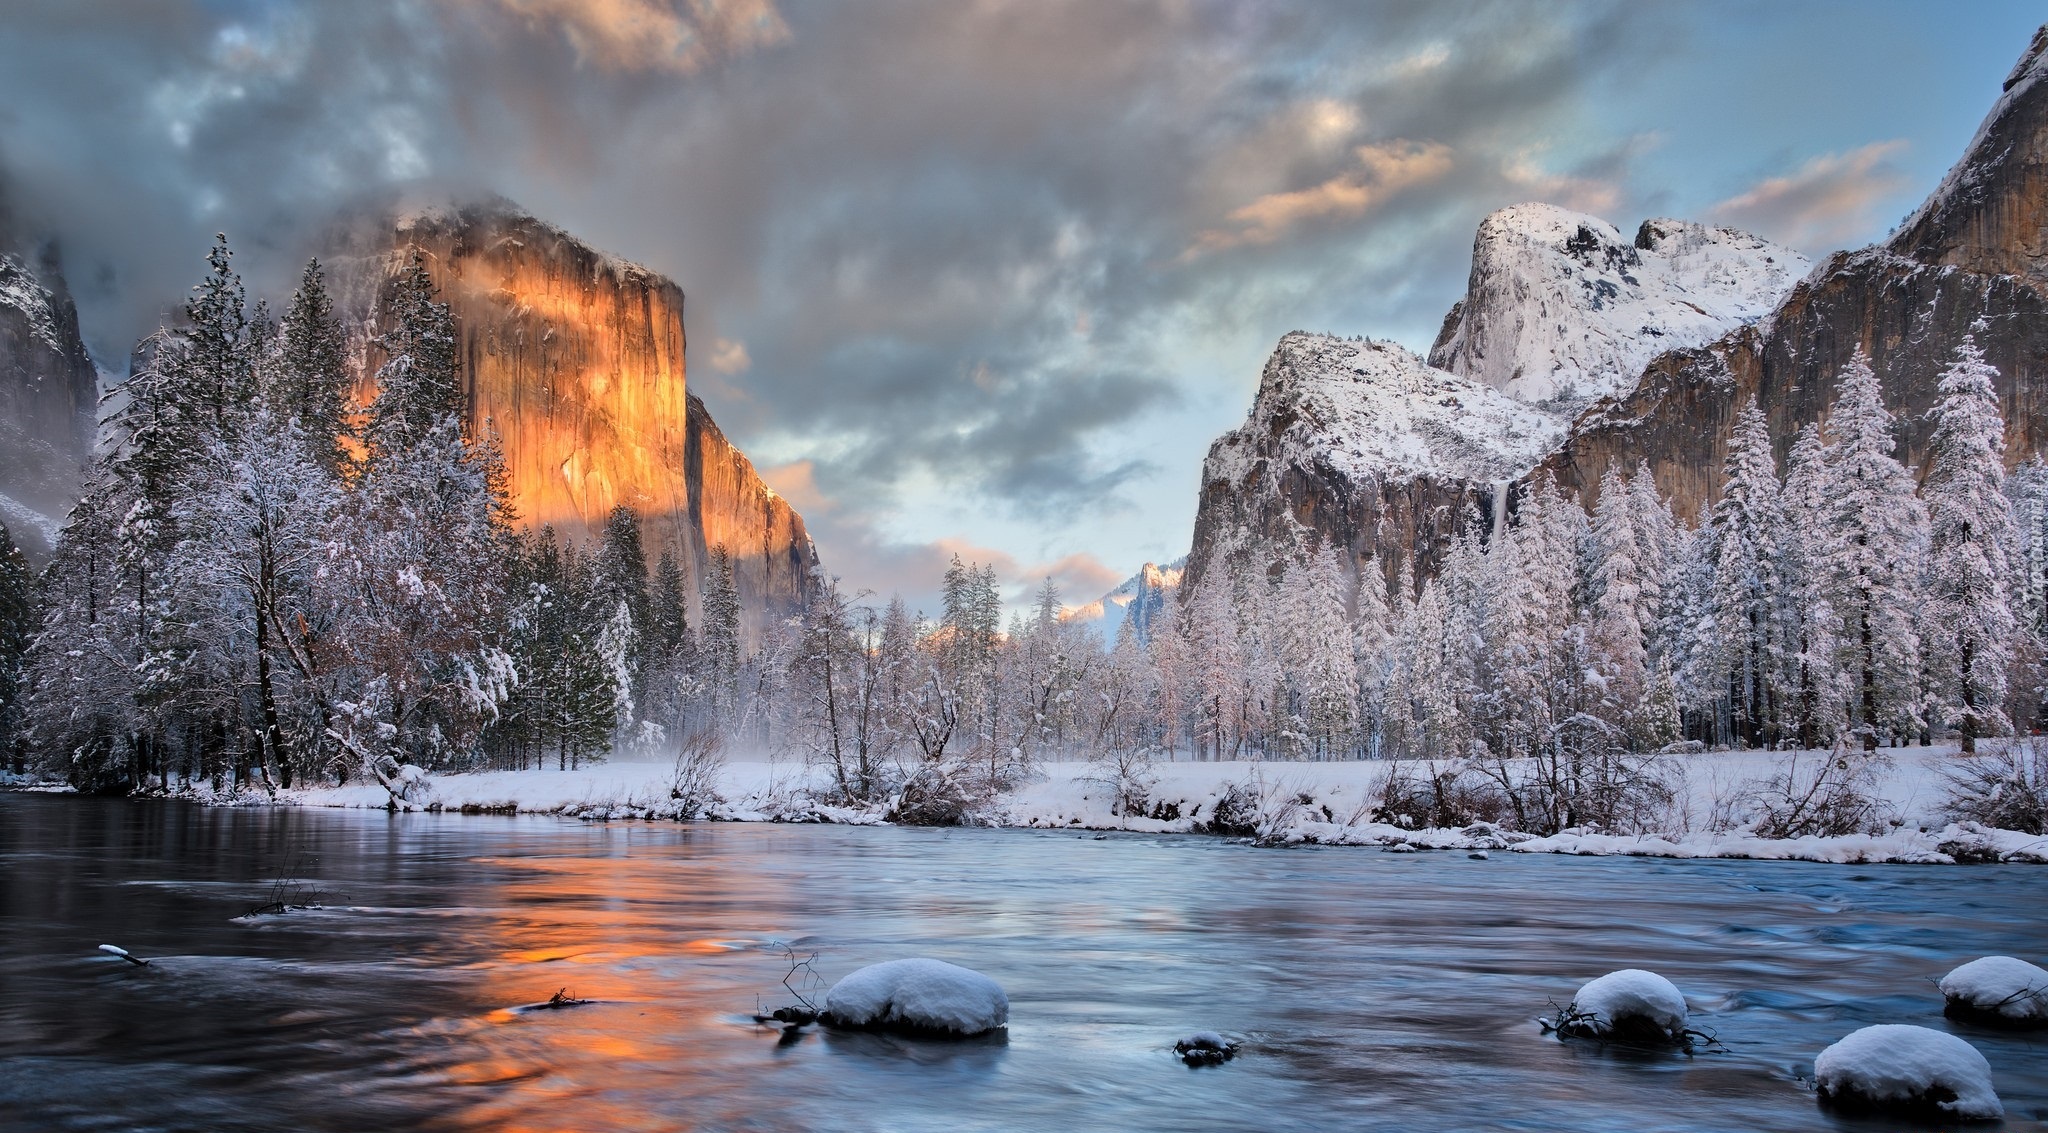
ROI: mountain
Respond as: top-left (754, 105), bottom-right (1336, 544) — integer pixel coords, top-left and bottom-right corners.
top-left (320, 199), bottom-right (817, 635)
top-left (1540, 21), bottom-right (2048, 521)
top-left (0, 223), bottom-right (96, 562)
top-left (1066, 557), bottom-right (1184, 644)
top-left (1429, 204), bottom-right (1807, 412)
top-left (1188, 333), bottom-right (1561, 595)
top-left (1186, 21), bottom-right (2048, 604)
top-left (1187, 206), bottom-right (1796, 596)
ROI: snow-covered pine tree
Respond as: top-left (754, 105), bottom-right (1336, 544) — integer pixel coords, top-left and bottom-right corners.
top-left (1589, 465), bottom-right (1649, 740)
top-left (2005, 458), bottom-right (2048, 732)
top-left (1921, 333), bottom-right (2016, 751)
top-left (1625, 462), bottom-right (1678, 664)
top-left (179, 233), bottom-right (254, 441)
top-left (1823, 350), bottom-right (1929, 749)
top-left (1698, 399), bottom-right (1786, 748)
top-left (276, 258), bottom-right (354, 471)
top-left (0, 521), bottom-right (32, 772)
top-left (700, 543), bottom-right (743, 726)
top-left (1778, 422), bottom-right (1845, 748)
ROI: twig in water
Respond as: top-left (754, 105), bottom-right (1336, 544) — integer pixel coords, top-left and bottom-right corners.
top-left (97, 944), bottom-right (150, 967)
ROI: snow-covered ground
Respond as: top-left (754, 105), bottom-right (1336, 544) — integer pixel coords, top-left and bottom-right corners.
top-left (155, 744), bottom-right (2048, 865)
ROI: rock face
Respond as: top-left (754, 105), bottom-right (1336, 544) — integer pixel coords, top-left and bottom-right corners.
top-left (324, 201), bottom-right (816, 634)
top-left (1188, 334), bottom-right (1558, 595)
top-left (1429, 203), bottom-right (1806, 413)
top-left (1187, 22), bottom-right (2048, 597)
top-left (0, 233), bottom-right (96, 562)
top-left (1542, 24), bottom-right (2048, 521)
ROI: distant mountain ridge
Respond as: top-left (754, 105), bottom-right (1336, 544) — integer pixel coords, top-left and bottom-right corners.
top-left (1066, 557), bottom-right (1184, 644)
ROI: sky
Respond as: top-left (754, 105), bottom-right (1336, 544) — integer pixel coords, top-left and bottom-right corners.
top-left (0, 0), bottom-right (2040, 615)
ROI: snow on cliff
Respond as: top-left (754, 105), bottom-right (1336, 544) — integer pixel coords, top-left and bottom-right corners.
top-left (1208, 333), bottom-right (1564, 490)
top-left (1429, 203), bottom-right (1807, 411)
top-left (0, 254), bottom-right (67, 357)
top-left (1065, 558), bottom-right (1183, 644)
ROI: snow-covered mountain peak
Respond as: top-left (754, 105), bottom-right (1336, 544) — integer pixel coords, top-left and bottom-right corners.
top-left (1065, 557), bottom-right (1184, 644)
top-left (1215, 333), bottom-right (1564, 488)
top-left (1428, 202), bottom-right (1807, 413)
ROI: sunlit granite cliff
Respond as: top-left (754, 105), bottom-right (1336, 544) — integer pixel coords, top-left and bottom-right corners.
top-left (325, 199), bottom-right (816, 634)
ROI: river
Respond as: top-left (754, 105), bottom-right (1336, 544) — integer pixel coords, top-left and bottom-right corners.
top-left (1, 793), bottom-right (2043, 1132)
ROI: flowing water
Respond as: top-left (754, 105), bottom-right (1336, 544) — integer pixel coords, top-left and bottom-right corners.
top-left (1, 793), bottom-right (2044, 1133)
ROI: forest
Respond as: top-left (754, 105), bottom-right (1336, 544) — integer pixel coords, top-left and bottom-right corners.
top-left (0, 239), bottom-right (2041, 833)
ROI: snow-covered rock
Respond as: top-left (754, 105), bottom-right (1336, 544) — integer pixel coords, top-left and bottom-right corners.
top-left (822, 958), bottom-right (1009, 1036)
top-left (1174, 1031), bottom-right (1237, 1065)
top-left (1429, 203), bottom-right (1807, 412)
top-left (1558, 969), bottom-right (1689, 1042)
top-left (1940, 956), bottom-right (2048, 1027)
top-left (1813, 1024), bottom-right (2003, 1121)
top-left (1208, 334), bottom-right (1565, 489)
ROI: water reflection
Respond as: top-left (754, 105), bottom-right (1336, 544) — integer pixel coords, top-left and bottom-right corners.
top-left (1, 794), bottom-right (2045, 1132)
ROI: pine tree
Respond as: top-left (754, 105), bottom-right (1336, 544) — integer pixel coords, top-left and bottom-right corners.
top-left (1699, 399), bottom-right (1786, 748)
top-left (1589, 465), bottom-right (1649, 736)
top-left (1922, 334), bottom-right (2015, 751)
top-left (0, 521), bottom-right (34, 772)
top-left (276, 258), bottom-right (354, 470)
top-left (179, 233), bottom-right (253, 440)
top-left (365, 248), bottom-right (460, 461)
top-left (701, 544), bottom-right (743, 725)
top-left (1780, 422), bottom-right (1845, 747)
top-left (1823, 350), bottom-right (1929, 748)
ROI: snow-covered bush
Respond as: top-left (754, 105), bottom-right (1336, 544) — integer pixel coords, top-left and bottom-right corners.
top-left (1196, 779), bottom-right (1263, 837)
top-left (821, 958), bottom-right (1008, 1036)
top-left (889, 761), bottom-right (976, 826)
top-left (1941, 739), bottom-right (2048, 834)
top-left (1080, 743), bottom-right (1158, 818)
top-left (1554, 969), bottom-right (1689, 1043)
top-left (1940, 956), bottom-right (2048, 1027)
top-left (1813, 1024), bottom-right (2002, 1121)
top-left (1742, 745), bottom-right (1893, 839)
top-left (1371, 760), bottom-right (1512, 830)
top-left (668, 728), bottom-right (726, 820)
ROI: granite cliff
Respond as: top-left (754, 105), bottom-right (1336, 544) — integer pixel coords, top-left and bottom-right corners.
top-left (323, 201), bottom-right (816, 634)
top-left (0, 221), bottom-right (96, 562)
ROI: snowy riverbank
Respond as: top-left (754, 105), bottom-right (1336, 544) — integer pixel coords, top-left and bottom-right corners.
top-left (95, 744), bottom-right (2036, 865)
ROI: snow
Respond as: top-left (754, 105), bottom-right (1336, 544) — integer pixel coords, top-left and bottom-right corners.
top-left (1429, 203), bottom-right (1807, 412)
top-left (0, 490), bottom-right (60, 547)
top-left (821, 958), bottom-right (1008, 1036)
top-left (246, 744), bottom-right (2048, 866)
top-left (1939, 956), bottom-right (2048, 1026)
top-left (1206, 334), bottom-right (1566, 491)
top-left (0, 253), bottom-right (67, 356)
top-left (1561, 969), bottom-right (1688, 1041)
top-left (1813, 1024), bottom-right (2003, 1121)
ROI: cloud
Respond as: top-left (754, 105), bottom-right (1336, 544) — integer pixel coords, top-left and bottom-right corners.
top-left (1019, 552), bottom-right (1124, 603)
top-left (1189, 140), bottom-right (1454, 255)
top-left (704, 335), bottom-right (750, 373)
top-left (482, 0), bottom-right (789, 74)
top-left (0, 0), bottom-right (1678, 600)
top-left (1709, 140), bottom-right (1910, 253)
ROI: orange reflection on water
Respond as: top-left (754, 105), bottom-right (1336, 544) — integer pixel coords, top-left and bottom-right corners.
top-left (407, 836), bottom-right (800, 1133)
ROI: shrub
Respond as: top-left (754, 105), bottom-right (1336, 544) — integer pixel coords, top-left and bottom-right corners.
top-left (1940, 739), bottom-right (2048, 834)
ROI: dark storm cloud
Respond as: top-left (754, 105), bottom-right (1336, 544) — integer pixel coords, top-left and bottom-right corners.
top-left (0, 0), bottom-right (1673, 592)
